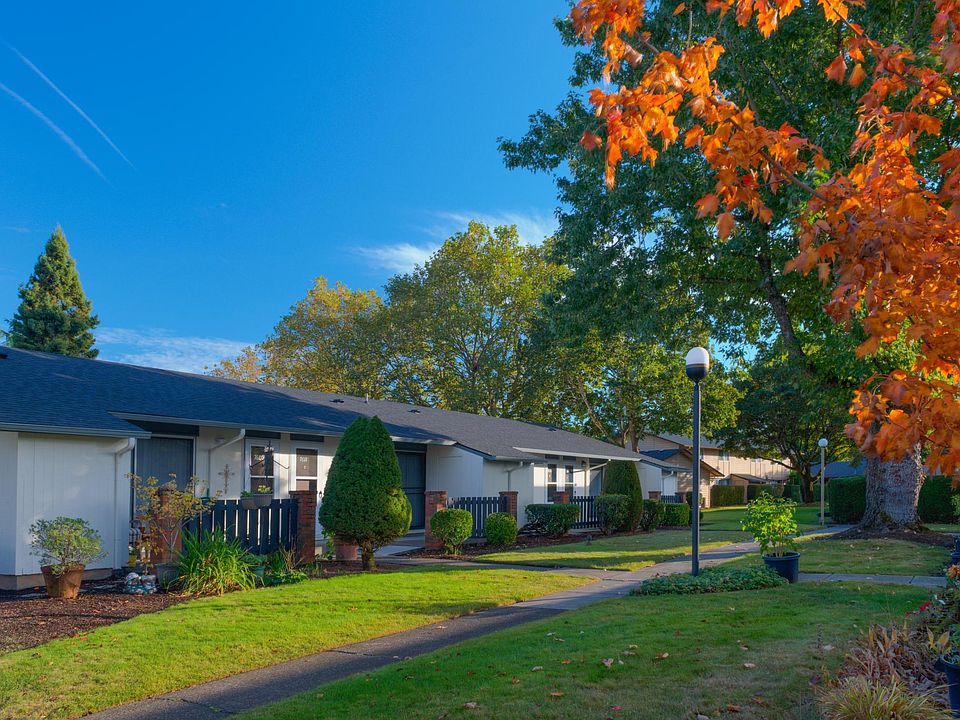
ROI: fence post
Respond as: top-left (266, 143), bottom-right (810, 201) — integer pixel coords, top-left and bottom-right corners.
top-left (424, 490), bottom-right (448, 551)
top-left (499, 491), bottom-right (518, 520)
top-left (554, 490), bottom-right (571, 505)
top-left (288, 481), bottom-right (318, 566)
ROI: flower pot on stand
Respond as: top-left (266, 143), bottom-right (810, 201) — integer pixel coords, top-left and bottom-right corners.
top-left (40, 565), bottom-right (85, 599)
top-left (762, 551), bottom-right (800, 583)
top-left (937, 655), bottom-right (960, 718)
top-left (334, 539), bottom-right (358, 562)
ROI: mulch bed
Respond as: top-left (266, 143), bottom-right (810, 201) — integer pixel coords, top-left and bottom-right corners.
top-left (828, 525), bottom-right (955, 547)
top-left (0, 578), bottom-right (185, 654)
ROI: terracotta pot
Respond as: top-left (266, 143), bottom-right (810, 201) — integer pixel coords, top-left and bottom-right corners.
top-left (334, 539), bottom-right (358, 561)
top-left (41, 565), bottom-right (85, 599)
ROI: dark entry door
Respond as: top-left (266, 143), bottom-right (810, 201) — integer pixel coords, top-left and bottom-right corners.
top-left (136, 438), bottom-right (194, 490)
top-left (396, 451), bottom-right (426, 529)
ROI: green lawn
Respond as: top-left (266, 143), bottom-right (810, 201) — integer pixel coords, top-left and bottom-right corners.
top-left (701, 504), bottom-right (824, 532)
top-left (725, 536), bottom-right (948, 576)
top-left (0, 566), bottom-right (589, 720)
top-left (475, 529), bottom-right (749, 570)
top-left (242, 583), bottom-right (928, 720)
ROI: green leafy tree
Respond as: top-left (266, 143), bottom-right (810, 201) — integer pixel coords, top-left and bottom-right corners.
top-left (382, 221), bottom-right (569, 420)
top-left (7, 227), bottom-right (99, 357)
top-left (601, 460), bottom-right (644, 531)
top-left (317, 416), bottom-right (411, 570)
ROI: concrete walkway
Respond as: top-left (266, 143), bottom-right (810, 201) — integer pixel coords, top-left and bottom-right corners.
top-left (85, 525), bottom-right (941, 720)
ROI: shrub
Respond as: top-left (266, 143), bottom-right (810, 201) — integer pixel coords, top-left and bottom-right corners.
top-left (828, 475), bottom-right (867, 523)
top-left (919, 475), bottom-right (958, 523)
top-left (710, 485), bottom-right (745, 507)
top-left (132, 474), bottom-right (218, 564)
top-left (595, 494), bottom-right (630, 534)
top-left (318, 416), bottom-right (412, 570)
top-left (29, 517), bottom-right (104, 575)
top-left (747, 484), bottom-right (783, 501)
top-left (524, 504), bottom-right (581, 537)
top-left (741, 492), bottom-right (798, 556)
top-left (484, 512), bottom-right (517, 546)
top-left (602, 460), bottom-right (644, 530)
top-left (638, 499), bottom-right (666, 531)
top-left (685, 491), bottom-right (705, 507)
top-left (661, 502), bottom-right (691, 526)
top-left (635, 566), bottom-right (786, 596)
top-left (430, 508), bottom-right (473, 554)
top-left (817, 677), bottom-right (951, 720)
top-left (176, 532), bottom-right (258, 595)
top-left (782, 483), bottom-right (803, 502)
top-left (262, 548), bottom-right (308, 586)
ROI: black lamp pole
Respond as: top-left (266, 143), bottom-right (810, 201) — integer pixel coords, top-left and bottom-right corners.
top-left (685, 347), bottom-right (710, 576)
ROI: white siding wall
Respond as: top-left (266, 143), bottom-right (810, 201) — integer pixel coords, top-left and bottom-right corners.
top-left (14, 433), bottom-right (130, 576)
top-left (425, 445), bottom-right (483, 498)
top-left (0, 432), bottom-right (19, 575)
top-left (636, 461), bottom-right (666, 499)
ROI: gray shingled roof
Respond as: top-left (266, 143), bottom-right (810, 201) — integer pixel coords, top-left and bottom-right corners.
top-left (0, 348), bottom-right (642, 462)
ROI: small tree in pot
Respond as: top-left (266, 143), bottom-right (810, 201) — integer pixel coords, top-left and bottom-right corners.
top-left (318, 416), bottom-right (411, 570)
top-left (741, 492), bottom-right (800, 582)
top-left (29, 517), bottom-right (104, 599)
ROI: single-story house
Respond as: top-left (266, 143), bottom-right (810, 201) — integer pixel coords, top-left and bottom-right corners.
top-left (0, 348), bottom-right (645, 589)
top-left (631, 447), bottom-right (723, 501)
top-left (809, 458), bottom-right (866, 479)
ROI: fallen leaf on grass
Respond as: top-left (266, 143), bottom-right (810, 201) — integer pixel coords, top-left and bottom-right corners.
top-left (532, 666), bottom-right (544, 672)
top-left (549, 692), bottom-right (565, 698)
top-left (463, 702), bottom-right (478, 709)
top-left (822, 644), bottom-right (834, 652)
top-left (751, 696), bottom-right (767, 706)
top-left (653, 652), bottom-right (670, 661)
top-left (726, 704), bottom-right (743, 713)
top-left (560, 659), bottom-right (571, 665)
top-left (601, 658), bottom-right (615, 668)
top-left (743, 662), bottom-right (756, 669)
top-left (511, 677), bottom-right (520, 685)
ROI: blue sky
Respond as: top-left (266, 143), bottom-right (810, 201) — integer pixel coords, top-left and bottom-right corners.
top-left (0, 2), bottom-right (574, 372)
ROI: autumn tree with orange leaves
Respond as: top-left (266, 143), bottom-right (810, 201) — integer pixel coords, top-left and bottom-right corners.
top-left (569, 0), bottom-right (960, 528)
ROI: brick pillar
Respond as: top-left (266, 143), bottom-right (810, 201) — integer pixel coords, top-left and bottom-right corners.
top-left (289, 481), bottom-right (318, 566)
top-left (424, 490), bottom-right (448, 551)
top-left (648, 490), bottom-right (662, 501)
top-left (152, 488), bottom-right (179, 564)
top-left (499, 491), bottom-right (518, 520)
top-left (554, 490), bottom-right (570, 505)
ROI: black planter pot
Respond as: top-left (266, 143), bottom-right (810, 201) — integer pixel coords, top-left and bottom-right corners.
top-left (954, 536), bottom-right (960, 554)
top-left (762, 551), bottom-right (800, 583)
top-left (937, 655), bottom-right (960, 718)
top-left (951, 548), bottom-right (960, 567)
top-left (239, 496), bottom-right (257, 511)
top-left (253, 493), bottom-right (273, 509)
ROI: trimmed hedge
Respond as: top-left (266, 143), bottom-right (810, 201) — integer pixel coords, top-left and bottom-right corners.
top-left (827, 475), bottom-right (866, 523)
top-left (524, 504), bottom-right (581, 537)
top-left (782, 484), bottom-right (803, 502)
top-left (684, 491), bottom-right (705, 507)
top-left (918, 475), bottom-right (959, 524)
top-left (710, 485), bottom-right (746, 507)
top-left (747, 484), bottom-right (783, 501)
top-left (429, 508), bottom-right (473, 554)
top-left (595, 494), bottom-right (630, 534)
top-left (484, 512), bottom-right (518, 546)
top-left (661, 502), bottom-right (691, 526)
top-left (602, 461), bottom-right (644, 531)
top-left (635, 566), bottom-right (787, 596)
top-left (638, 499), bottom-right (666, 531)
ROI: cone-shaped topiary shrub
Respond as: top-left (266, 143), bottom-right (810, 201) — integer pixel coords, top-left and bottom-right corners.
top-left (602, 460), bottom-right (644, 531)
top-left (318, 416), bottom-right (412, 570)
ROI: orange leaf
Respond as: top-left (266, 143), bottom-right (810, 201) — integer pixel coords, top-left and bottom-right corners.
top-left (717, 212), bottom-right (735, 240)
top-left (825, 54), bottom-right (846, 83)
top-left (848, 63), bottom-right (867, 86)
top-left (943, 42), bottom-right (960, 73)
top-left (580, 131), bottom-right (602, 151)
top-left (696, 194), bottom-right (720, 218)
top-left (673, 2), bottom-right (686, 15)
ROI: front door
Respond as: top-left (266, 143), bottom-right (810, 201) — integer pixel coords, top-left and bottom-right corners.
top-left (397, 451), bottom-right (426, 530)
top-left (135, 437), bottom-right (194, 489)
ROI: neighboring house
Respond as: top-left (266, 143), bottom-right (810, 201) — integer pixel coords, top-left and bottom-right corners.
top-left (635, 432), bottom-right (790, 505)
top-left (810, 459), bottom-right (866, 479)
top-left (632, 447), bottom-right (724, 500)
top-left (0, 348), bottom-right (643, 589)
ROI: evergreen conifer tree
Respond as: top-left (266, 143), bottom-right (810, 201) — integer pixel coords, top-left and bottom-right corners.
top-left (602, 460), bottom-right (645, 531)
top-left (6, 227), bottom-right (99, 357)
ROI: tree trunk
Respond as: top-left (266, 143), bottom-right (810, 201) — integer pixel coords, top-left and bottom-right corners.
top-left (859, 450), bottom-right (924, 530)
top-left (361, 544), bottom-right (376, 571)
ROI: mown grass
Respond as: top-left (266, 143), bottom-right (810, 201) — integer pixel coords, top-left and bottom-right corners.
top-left (475, 529), bottom-right (749, 570)
top-left (724, 536), bottom-right (948, 576)
top-left (701, 504), bottom-right (824, 532)
top-left (0, 566), bottom-right (589, 720)
top-left (242, 583), bottom-right (928, 720)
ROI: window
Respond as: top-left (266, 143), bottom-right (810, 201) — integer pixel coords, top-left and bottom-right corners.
top-left (565, 465), bottom-right (575, 495)
top-left (719, 450), bottom-right (731, 461)
top-left (546, 463), bottom-right (558, 502)
top-left (295, 448), bottom-right (319, 491)
top-left (249, 445), bottom-right (275, 493)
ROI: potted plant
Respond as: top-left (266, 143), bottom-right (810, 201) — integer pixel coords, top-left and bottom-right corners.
top-left (741, 492), bottom-right (800, 582)
top-left (29, 517), bottom-right (104, 599)
top-left (931, 622), bottom-right (960, 716)
top-left (252, 484), bottom-right (273, 509)
top-left (239, 490), bottom-right (257, 510)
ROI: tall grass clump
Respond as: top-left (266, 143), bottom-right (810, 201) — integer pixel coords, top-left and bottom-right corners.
top-left (177, 532), bottom-right (259, 595)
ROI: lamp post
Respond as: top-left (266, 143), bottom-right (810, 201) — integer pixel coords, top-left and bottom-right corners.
top-left (685, 347), bottom-right (710, 576)
top-left (818, 438), bottom-right (828, 526)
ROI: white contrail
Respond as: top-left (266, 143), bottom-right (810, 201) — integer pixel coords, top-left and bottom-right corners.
top-left (0, 81), bottom-right (105, 180)
top-left (8, 45), bottom-right (133, 167)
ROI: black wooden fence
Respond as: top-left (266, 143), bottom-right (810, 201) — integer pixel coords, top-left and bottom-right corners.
top-left (185, 498), bottom-right (299, 555)
top-left (571, 495), bottom-right (598, 529)
top-left (447, 496), bottom-right (508, 538)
